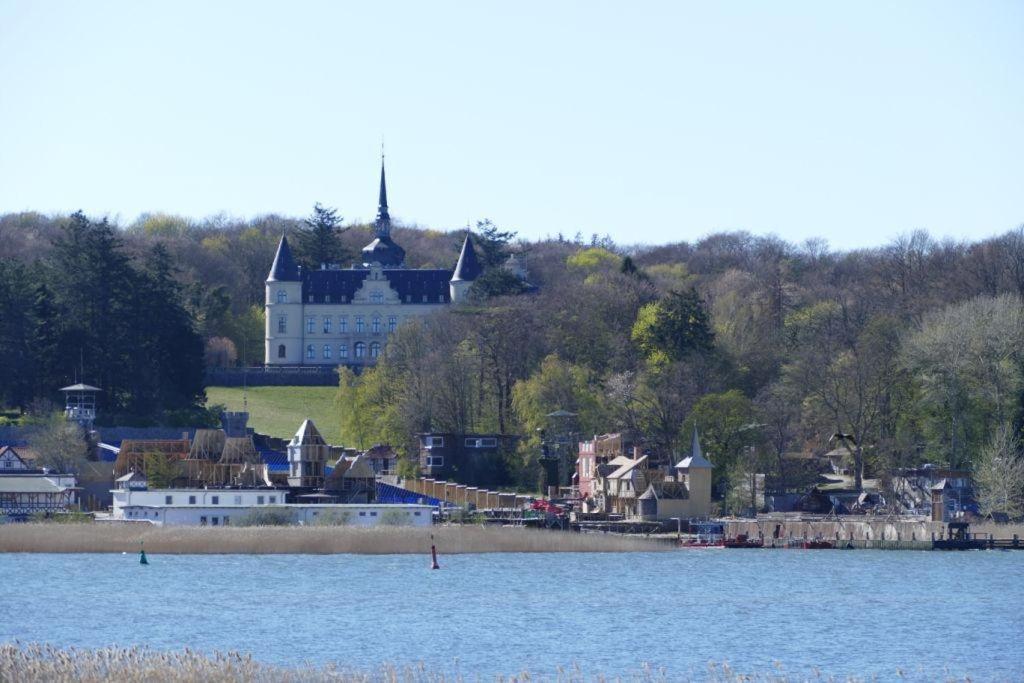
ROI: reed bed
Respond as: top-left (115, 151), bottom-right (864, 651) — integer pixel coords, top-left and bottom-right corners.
top-left (0, 524), bottom-right (669, 555)
top-left (0, 643), bottom-right (972, 682)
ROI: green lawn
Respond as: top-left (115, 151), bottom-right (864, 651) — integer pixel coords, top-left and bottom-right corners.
top-left (204, 386), bottom-right (341, 441)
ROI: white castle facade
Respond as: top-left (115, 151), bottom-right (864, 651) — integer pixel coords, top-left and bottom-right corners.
top-left (264, 163), bottom-right (481, 367)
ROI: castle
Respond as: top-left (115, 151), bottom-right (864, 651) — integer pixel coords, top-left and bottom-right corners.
top-left (264, 161), bottom-right (482, 366)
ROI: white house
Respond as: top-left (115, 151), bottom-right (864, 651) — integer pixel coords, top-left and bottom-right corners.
top-left (0, 446), bottom-right (79, 519)
top-left (110, 483), bottom-right (432, 527)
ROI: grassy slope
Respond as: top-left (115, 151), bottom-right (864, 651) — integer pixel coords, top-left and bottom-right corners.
top-left (204, 386), bottom-right (340, 441)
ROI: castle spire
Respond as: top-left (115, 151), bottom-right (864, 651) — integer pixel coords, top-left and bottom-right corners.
top-left (375, 154), bottom-right (391, 237)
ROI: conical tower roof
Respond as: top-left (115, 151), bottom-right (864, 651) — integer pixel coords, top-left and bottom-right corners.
top-left (452, 233), bottom-right (482, 282)
top-left (675, 426), bottom-right (714, 469)
top-left (268, 235), bottom-right (300, 281)
top-left (290, 419), bottom-right (325, 446)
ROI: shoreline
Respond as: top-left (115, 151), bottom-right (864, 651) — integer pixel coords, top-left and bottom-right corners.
top-left (0, 523), bottom-right (670, 555)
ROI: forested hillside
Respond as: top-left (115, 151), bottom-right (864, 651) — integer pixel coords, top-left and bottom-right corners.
top-left (2, 209), bottom-right (1024, 502)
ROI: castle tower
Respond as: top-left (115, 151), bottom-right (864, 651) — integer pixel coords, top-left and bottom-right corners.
top-left (449, 232), bottom-right (482, 303)
top-left (287, 419), bottom-right (330, 488)
top-left (265, 235), bottom-right (303, 365)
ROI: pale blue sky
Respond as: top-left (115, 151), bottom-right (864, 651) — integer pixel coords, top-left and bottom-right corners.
top-left (1, 1), bottom-right (1021, 249)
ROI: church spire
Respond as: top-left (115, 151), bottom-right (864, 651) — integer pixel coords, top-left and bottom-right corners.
top-left (375, 154), bottom-right (391, 237)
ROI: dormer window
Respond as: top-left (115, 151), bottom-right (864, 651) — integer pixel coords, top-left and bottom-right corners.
top-left (308, 294), bottom-right (314, 303)
top-left (371, 291), bottom-right (384, 304)
top-left (325, 295), bottom-right (331, 303)
top-left (276, 290), bottom-right (287, 304)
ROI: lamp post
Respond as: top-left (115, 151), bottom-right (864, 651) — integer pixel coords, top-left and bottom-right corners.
top-left (545, 410), bottom-right (577, 497)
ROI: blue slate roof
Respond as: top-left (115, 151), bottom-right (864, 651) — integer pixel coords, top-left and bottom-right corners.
top-left (268, 236), bottom-right (300, 282)
top-left (302, 268), bottom-right (453, 304)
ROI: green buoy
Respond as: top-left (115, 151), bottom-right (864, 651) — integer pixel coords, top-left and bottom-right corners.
top-left (139, 541), bottom-right (149, 565)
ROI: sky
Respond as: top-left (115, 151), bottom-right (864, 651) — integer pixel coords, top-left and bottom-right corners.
top-left (0, 1), bottom-right (1021, 249)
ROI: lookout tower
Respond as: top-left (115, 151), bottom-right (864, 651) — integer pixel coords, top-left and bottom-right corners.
top-left (60, 383), bottom-right (101, 429)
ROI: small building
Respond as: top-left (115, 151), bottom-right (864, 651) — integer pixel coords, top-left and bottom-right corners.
top-left (417, 432), bottom-right (517, 487)
top-left (287, 420), bottom-right (332, 488)
top-left (322, 454), bottom-right (376, 503)
top-left (0, 447), bottom-right (78, 520)
top-left (672, 428), bottom-right (714, 519)
top-left (362, 444), bottom-right (397, 476)
top-left (576, 433), bottom-right (639, 500)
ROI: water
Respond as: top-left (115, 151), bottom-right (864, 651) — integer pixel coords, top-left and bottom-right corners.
top-left (1, 550), bottom-right (1022, 680)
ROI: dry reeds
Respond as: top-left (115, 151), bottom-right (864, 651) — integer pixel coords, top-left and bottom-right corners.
top-left (0, 643), bottom-right (967, 682)
top-left (0, 523), bottom-right (669, 555)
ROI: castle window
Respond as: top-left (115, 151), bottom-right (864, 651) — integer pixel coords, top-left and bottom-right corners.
top-left (306, 345), bottom-right (315, 359)
top-left (388, 316), bottom-right (397, 333)
top-left (370, 342), bottom-right (380, 359)
top-left (323, 317), bottom-right (332, 334)
top-left (371, 291), bottom-right (384, 304)
top-left (372, 316), bottom-right (381, 334)
top-left (354, 342), bottom-right (365, 359)
top-left (323, 344), bottom-right (332, 359)
top-left (356, 316), bottom-right (364, 333)
top-left (339, 344), bottom-right (348, 359)
top-left (276, 290), bottom-right (287, 304)
top-left (339, 316), bottom-right (347, 333)
top-left (306, 317), bottom-right (315, 333)
top-left (277, 315), bottom-right (287, 333)
top-left (277, 344), bottom-right (286, 359)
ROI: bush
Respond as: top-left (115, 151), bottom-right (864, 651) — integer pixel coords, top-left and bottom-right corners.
top-left (27, 510), bottom-right (92, 524)
top-left (232, 507), bottom-right (293, 526)
top-left (311, 510), bottom-right (352, 526)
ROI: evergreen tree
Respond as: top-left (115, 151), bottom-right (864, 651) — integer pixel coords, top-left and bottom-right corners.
top-left (473, 219), bottom-right (517, 268)
top-left (295, 203), bottom-right (347, 268)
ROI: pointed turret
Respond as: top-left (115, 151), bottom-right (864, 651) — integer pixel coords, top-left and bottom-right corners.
top-left (675, 427), bottom-right (714, 469)
top-left (375, 157), bottom-right (391, 237)
top-left (449, 233), bottom-right (482, 303)
top-left (291, 419), bottom-right (325, 446)
top-left (267, 235), bottom-right (300, 282)
top-left (451, 233), bottom-right (482, 282)
top-left (362, 157), bottom-right (406, 266)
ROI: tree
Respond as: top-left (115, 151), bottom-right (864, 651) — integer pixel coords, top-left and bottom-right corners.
top-left (631, 288), bottom-right (715, 365)
top-left (973, 423), bottom-right (1024, 518)
top-left (902, 294), bottom-right (1024, 468)
top-left (31, 414), bottom-right (91, 474)
top-left (295, 203), bottom-right (347, 268)
top-left (472, 219), bottom-right (517, 269)
top-left (682, 390), bottom-right (761, 496)
top-left (785, 304), bottom-right (903, 490)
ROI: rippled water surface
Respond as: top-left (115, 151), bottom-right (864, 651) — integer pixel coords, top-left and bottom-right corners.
top-left (1, 550), bottom-right (1022, 679)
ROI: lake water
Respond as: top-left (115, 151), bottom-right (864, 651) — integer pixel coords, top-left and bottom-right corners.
top-left (1, 550), bottom-right (1022, 680)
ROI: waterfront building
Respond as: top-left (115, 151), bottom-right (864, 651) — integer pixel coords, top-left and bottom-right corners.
top-left (264, 161), bottom-right (483, 367)
top-left (109, 480), bottom-right (430, 527)
top-left (0, 446), bottom-right (78, 520)
top-left (417, 432), bottom-right (518, 487)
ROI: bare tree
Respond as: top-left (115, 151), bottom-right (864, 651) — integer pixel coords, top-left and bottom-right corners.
top-left (31, 414), bottom-right (91, 474)
top-left (974, 424), bottom-right (1024, 518)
